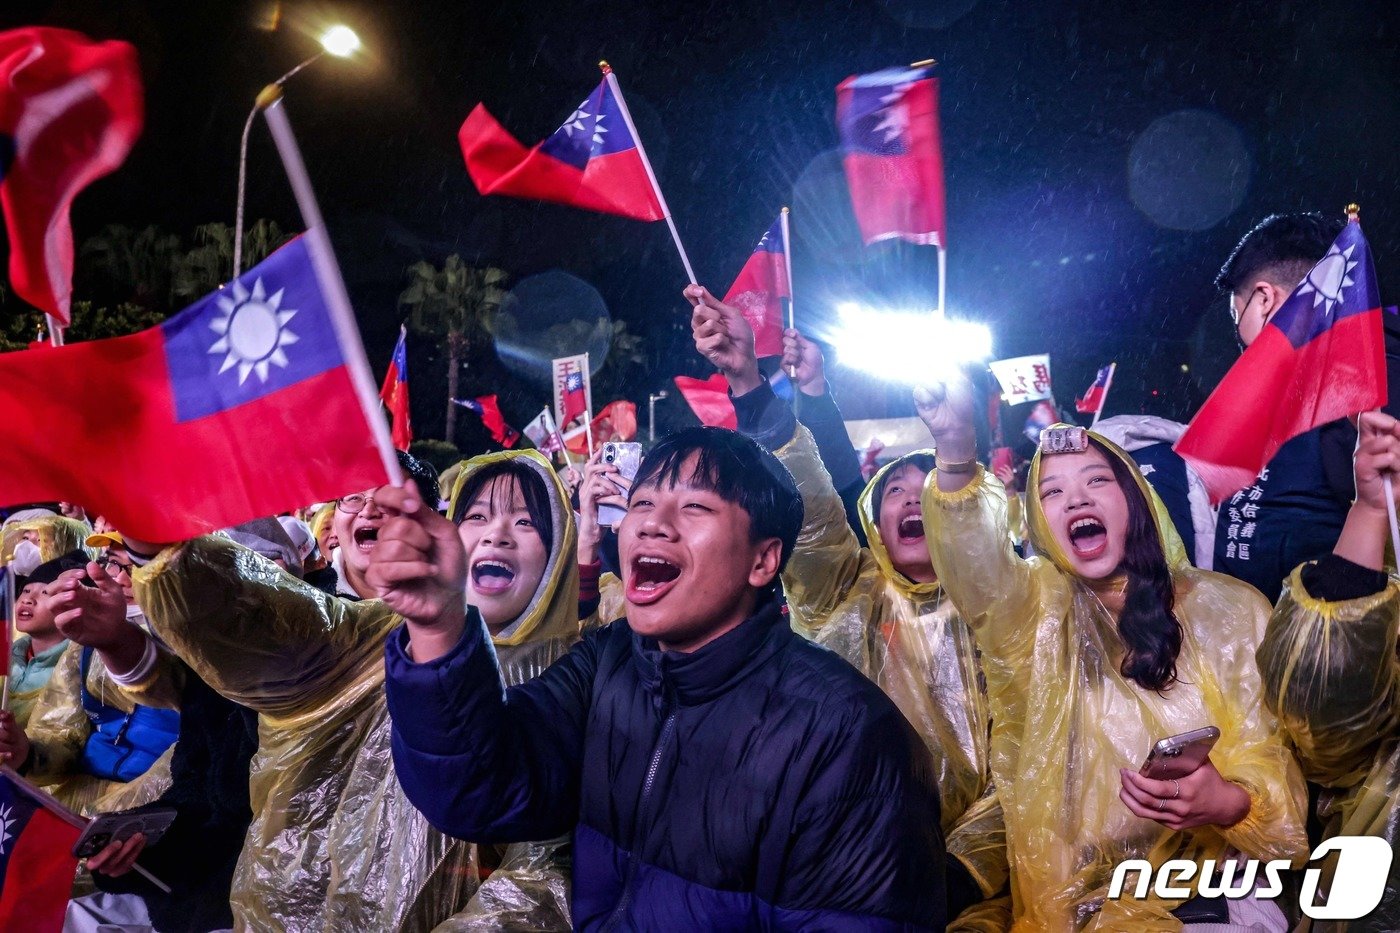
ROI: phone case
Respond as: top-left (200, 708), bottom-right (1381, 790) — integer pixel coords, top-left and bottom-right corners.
top-left (1140, 726), bottom-right (1221, 780)
top-left (598, 443), bottom-right (643, 527)
top-left (73, 807), bottom-right (179, 858)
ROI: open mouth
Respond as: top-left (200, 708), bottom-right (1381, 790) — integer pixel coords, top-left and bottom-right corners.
top-left (897, 514), bottom-right (925, 543)
top-left (470, 559), bottom-right (517, 596)
top-left (352, 526), bottom-right (378, 553)
top-left (16, 607), bottom-right (33, 623)
top-left (627, 555), bottom-right (682, 604)
top-left (1068, 516), bottom-right (1108, 559)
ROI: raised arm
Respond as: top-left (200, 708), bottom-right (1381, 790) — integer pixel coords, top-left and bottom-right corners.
top-left (916, 378), bottom-right (1039, 662)
top-left (372, 483), bottom-right (594, 842)
top-left (1259, 411), bottom-right (1400, 787)
top-left (687, 286), bottom-right (864, 625)
top-left (131, 535), bottom-right (398, 717)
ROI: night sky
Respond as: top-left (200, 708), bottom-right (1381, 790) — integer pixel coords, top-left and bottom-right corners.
top-left (4, 0), bottom-right (1399, 448)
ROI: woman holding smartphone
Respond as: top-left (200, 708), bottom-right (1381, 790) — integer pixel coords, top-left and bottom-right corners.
top-left (915, 377), bottom-right (1307, 930)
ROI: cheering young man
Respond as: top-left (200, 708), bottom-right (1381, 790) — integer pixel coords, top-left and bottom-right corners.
top-left (379, 427), bottom-right (948, 930)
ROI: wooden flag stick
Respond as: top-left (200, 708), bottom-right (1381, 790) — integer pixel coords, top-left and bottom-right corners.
top-left (600, 62), bottom-right (697, 285)
top-left (258, 85), bottom-right (404, 489)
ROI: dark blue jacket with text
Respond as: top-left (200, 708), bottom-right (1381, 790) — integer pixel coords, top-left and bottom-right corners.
top-left (384, 596), bottom-right (947, 930)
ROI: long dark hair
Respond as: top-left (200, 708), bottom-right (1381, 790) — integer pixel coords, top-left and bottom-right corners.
top-left (1096, 439), bottom-right (1183, 692)
top-left (450, 460), bottom-right (555, 555)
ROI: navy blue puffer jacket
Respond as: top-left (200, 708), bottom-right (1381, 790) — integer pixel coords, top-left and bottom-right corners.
top-left (385, 594), bottom-right (947, 930)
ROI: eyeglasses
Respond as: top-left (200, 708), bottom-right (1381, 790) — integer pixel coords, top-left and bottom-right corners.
top-left (336, 493), bottom-right (380, 514)
top-left (98, 556), bottom-right (134, 576)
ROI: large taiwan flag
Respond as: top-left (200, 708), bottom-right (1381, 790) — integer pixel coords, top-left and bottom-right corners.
top-left (0, 234), bottom-right (391, 541)
top-left (459, 69), bottom-right (665, 221)
top-left (723, 214), bottom-right (790, 358)
top-left (1176, 219), bottom-right (1387, 503)
top-left (0, 28), bottom-right (144, 326)
top-left (836, 65), bottom-right (946, 247)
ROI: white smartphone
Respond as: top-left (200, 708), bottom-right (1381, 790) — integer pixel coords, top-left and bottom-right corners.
top-left (597, 442), bottom-right (643, 527)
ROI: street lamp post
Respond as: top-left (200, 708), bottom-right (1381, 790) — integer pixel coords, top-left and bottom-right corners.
top-left (233, 25), bottom-right (361, 277)
top-left (648, 390), bottom-right (668, 443)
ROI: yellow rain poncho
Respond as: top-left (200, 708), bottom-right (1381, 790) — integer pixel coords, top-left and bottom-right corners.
top-left (773, 427), bottom-right (1008, 927)
top-left (1258, 565), bottom-right (1400, 931)
top-left (4, 517), bottom-right (92, 731)
top-left (922, 430), bottom-right (1307, 930)
top-left (7, 516), bottom-right (170, 814)
top-left (125, 449), bottom-right (579, 932)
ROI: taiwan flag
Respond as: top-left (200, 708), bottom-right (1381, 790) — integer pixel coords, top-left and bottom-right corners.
top-left (1176, 219), bottom-right (1387, 504)
top-left (0, 234), bottom-right (392, 541)
top-left (0, 28), bottom-right (144, 326)
top-left (1075, 364), bottom-right (1114, 416)
top-left (0, 771), bottom-right (82, 932)
top-left (836, 65), bottom-right (946, 247)
top-left (674, 374), bottom-right (737, 430)
top-left (723, 215), bottom-right (790, 358)
top-left (379, 325), bottom-right (411, 451)
top-left (459, 70), bottom-right (665, 222)
top-left (456, 395), bottom-right (519, 448)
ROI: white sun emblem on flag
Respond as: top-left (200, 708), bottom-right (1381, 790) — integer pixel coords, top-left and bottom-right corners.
top-left (208, 278), bottom-right (300, 385)
top-left (873, 82), bottom-right (916, 144)
top-left (1295, 242), bottom-right (1358, 315)
top-left (0, 804), bottom-right (14, 855)
top-left (562, 108), bottom-right (608, 148)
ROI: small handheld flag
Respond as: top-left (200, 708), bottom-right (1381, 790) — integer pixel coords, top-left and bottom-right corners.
top-left (379, 326), bottom-right (412, 451)
top-left (723, 213), bottom-right (791, 358)
top-left (459, 62), bottom-right (696, 282)
top-left (0, 28), bottom-right (144, 335)
top-left (522, 407), bottom-right (560, 454)
top-left (1176, 212), bottom-right (1387, 504)
top-left (1074, 363), bottom-right (1116, 426)
top-left (455, 395), bottom-right (520, 448)
top-left (0, 237), bottom-right (394, 540)
top-left (0, 768), bottom-right (82, 931)
top-left (561, 400), bottom-right (638, 457)
top-left (673, 374), bottom-right (737, 430)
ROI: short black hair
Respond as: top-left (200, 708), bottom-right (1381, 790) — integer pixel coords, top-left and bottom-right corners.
top-left (450, 459), bottom-right (555, 555)
top-left (871, 452), bottom-right (937, 519)
top-left (630, 426), bottom-right (803, 573)
top-left (397, 450), bottom-right (440, 507)
top-left (1215, 212), bottom-right (1343, 295)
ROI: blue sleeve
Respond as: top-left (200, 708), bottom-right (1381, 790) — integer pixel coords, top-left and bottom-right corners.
top-left (384, 613), bottom-right (600, 843)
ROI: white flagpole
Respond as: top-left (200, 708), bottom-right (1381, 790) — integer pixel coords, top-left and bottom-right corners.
top-left (1090, 362), bottom-right (1117, 429)
top-left (779, 207), bottom-right (797, 379)
top-left (544, 408), bottom-right (576, 467)
top-left (601, 62), bottom-right (697, 285)
top-left (257, 85), bottom-right (403, 488)
top-left (46, 315), bottom-right (66, 347)
top-left (1, 564), bottom-right (12, 711)
top-left (935, 246), bottom-right (947, 319)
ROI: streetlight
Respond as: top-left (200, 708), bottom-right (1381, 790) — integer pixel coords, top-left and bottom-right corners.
top-left (648, 390), bottom-right (669, 443)
top-left (233, 25), bottom-right (362, 276)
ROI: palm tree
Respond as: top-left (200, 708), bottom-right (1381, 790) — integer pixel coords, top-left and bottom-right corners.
top-left (398, 257), bottom-right (508, 445)
top-left (171, 220), bottom-right (289, 306)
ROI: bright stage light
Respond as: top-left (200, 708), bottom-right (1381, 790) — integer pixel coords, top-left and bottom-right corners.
top-left (320, 25), bottom-right (361, 58)
top-left (831, 304), bottom-right (992, 386)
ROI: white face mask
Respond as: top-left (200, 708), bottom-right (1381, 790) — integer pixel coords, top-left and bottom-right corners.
top-left (10, 540), bottom-right (42, 576)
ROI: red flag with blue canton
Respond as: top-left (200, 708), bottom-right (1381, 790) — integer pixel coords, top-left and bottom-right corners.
top-left (457, 395), bottom-right (519, 448)
top-left (0, 771), bottom-right (81, 932)
top-left (0, 28), bottom-right (143, 326)
top-left (1075, 365), bottom-right (1113, 414)
top-left (0, 235), bottom-right (390, 540)
top-left (836, 65), bottom-right (946, 247)
top-left (1176, 219), bottom-right (1388, 504)
top-left (459, 75), bottom-right (664, 222)
top-left (379, 325), bottom-right (411, 451)
top-left (723, 215), bottom-right (790, 357)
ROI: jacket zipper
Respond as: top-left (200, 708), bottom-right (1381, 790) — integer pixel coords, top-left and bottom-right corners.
top-left (602, 706), bottom-right (677, 931)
